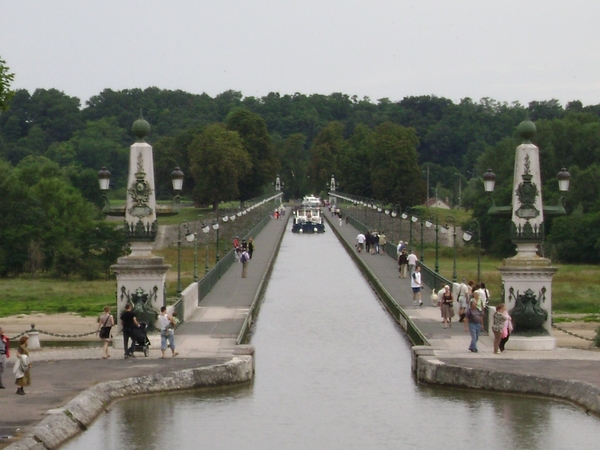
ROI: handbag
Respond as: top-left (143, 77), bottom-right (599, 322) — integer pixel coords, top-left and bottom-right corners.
top-left (99, 315), bottom-right (112, 339)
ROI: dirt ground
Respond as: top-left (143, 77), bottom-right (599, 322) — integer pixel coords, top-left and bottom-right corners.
top-left (1, 313), bottom-right (597, 349)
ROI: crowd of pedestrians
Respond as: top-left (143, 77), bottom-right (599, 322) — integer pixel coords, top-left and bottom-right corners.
top-left (355, 230), bottom-right (387, 255)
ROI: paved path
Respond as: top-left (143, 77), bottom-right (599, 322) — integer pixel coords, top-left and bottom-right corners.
top-left (0, 211), bottom-right (290, 445)
top-left (324, 212), bottom-right (600, 393)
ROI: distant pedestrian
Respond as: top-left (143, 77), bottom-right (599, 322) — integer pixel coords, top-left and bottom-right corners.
top-left (248, 237), bottom-right (254, 259)
top-left (499, 306), bottom-right (513, 353)
top-left (464, 299), bottom-right (483, 353)
top-left (398, 249), bottom-right (408, 278)
top-left (0, 327), bottom-right (10, 389)
top-left (97, 306), bottom-right (114, 359)
top-left (440, 285), bottom-right (455, 328)
top-left (339, 215), bottom-right (343, 226)
top-left (397, 240), bottom-right (406, 254)
top-left (411, 265), bottom-right (423, 306)
top-left (492, 303), bottom-right (508, 354)
top-left (356, 233), bottom-right (365, 253)
top-left (157, 306), bottom-right (178, 358)
top-left (457, 280), bottom-right (469, 323)
top-left (379, 232), bottom-right (387, 255)
top-left (407, 250), bottom-right (418, 277)
top-left (13, 336), bottom-right (31, 395)
top-left (240, 248), bottom-right (250, 278)
top-left (345, 215), bottom-right (349, 225)
top-left (365, 231), bottom-right (372, 254)
top-left (374, 232), bottom-right (380, 254)
top-left (120, 302), bottom-right (141, 359)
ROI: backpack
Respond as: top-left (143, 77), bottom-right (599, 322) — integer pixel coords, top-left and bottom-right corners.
top-left (240, 252), bottom-right (249, 263)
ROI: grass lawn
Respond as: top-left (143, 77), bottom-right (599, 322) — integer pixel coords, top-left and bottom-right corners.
top-left (1, 241), bottom-right (599, 320)
top-left (423, 247), bottom-right (600, 317)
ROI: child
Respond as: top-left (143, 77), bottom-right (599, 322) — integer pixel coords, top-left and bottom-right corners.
top-left (492, 303), bottom-right (508, 354)
top-left (13, 342), bottom-right (31, 395)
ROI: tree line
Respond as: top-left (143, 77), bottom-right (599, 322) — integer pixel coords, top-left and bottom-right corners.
top-left (2, 58), bottom-right (600, 270)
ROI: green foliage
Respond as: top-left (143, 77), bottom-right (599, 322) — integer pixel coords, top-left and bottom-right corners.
top-left (547, 206), bottom-right (600, 263)
top-left (0, 56), bottom-right (15, 111)
top-left (226, 108), bottom-right (279, 200)
top-left (308, 121), bottom-right (345, 191)
top-left (188, 123), bottom-right (251, 209)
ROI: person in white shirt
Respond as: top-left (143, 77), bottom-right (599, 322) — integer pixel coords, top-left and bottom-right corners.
top-left (407, 250), bottom-right (418, 277)
top-left (157, 306), bottom-right (178, 358)
top-left (356, 233), bottom-right (366, 253)
top-left (411, 265), bottom-right (423, 306)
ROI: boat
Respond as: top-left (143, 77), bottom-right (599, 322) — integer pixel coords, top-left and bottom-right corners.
top-left (292, 196), bottom-right (325, 233)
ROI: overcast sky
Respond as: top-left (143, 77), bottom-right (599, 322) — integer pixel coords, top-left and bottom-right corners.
top-left (2, 1), bottom-right (600, 107)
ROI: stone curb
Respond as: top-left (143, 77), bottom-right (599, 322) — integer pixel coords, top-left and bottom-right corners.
top-left (6, 356), bottom-right (253, 450)
top-left (413, 351), bottom-right (600, 416)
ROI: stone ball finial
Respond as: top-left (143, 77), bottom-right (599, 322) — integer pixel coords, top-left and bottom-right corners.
top-left (517, 119), bottom-right (536, 142)
top-left (132, 111), bottom-right (150, 142)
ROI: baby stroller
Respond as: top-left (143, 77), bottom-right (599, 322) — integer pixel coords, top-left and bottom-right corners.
top-left (130, 323), bottom-right (151, 357)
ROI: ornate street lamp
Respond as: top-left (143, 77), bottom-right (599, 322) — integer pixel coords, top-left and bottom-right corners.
top-left (462, 219), bottom-right (481, 284)
top-left (401, 207), bottom-right (418, 253)
top-left (212, 217), bottom-right (220, 262)
top-left (192, 215), bottom-right (203, 283)
top-left (202, 221), bottom-right (210, 275)
top-left (426, 213), bottom-right (441, 273)
top-left (442, 215), bottom-right (458, 282)
top-left (177, 220), bottom-right (190, 297)
top-left (390, 205), bottom-right (399, 245)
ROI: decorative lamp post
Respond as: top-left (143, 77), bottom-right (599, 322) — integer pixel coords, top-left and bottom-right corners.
top-left (484, 119), bottom-right (570, 347)
top-left (401, 207), bottom-right (418, 253)
top-left (390, 206), bottom-right (398, 245)
top-left (171, 167), bottom-right (184, 205)
top-left (176, 220), bottom-right (190, 297)
top-left (202, 221), bottom-right (210, 275)
top-left (192, 215), bottom-right (203, 282)
top-left (377, 206), bottom-right (382, 232)
top-left (462, 219), bottom-right (481, 284)
top-left (212, 217), bottom-right (220, 262)
top-left (418, 212), bottom-right (425, 262)
top-left (443, 215), bottom-right (458, 282)
top-left (426, 213), bottom-right (440, 273)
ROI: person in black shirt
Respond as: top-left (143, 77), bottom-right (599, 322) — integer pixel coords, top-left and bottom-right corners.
top-left (120, 303), bottom-right (140, 358)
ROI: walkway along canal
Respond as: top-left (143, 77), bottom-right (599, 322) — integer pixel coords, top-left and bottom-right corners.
top-left (62, 217), bottom-right (600, 450)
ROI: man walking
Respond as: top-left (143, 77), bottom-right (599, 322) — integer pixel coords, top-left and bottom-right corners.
top-left (411, 265), bottom-right (423, 306)
top-left (407, 250), bottom-right (418, 277)
top-left (120, 303), bottom-right (140, 358)
top-left (356, 232), bottom-right (365, 253)
top-left (240, 248), bottom-right (250, 278)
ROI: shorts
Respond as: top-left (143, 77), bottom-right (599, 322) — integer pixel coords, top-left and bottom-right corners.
top-left (412, 287), bottom-right (421, 293)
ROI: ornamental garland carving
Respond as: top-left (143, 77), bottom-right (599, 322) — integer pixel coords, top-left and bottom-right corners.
top-left (128, 152), bottom-right (153, 218)
top-left (515, 155), bottom-right (540, 220)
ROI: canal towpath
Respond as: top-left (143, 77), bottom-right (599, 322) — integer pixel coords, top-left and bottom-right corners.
top-left (0, 210), bottom-right (290, 448)
top-left (325, 211), bottom-right (600, 410)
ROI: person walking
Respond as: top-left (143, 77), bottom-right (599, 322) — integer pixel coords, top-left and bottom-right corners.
top-left (96, 306), bottom-right (114, 359)
top-left (13, 336), bottom-right (31, 395)
top-left (240, 248), bottom-right (250, 278)
top-left (157, 306), bottom-right (178, 358)
top-left (379, 232), bottom-right (387, 255)
top-left (0, 327), bottom-right (10, 389)
top-left (499, 306), bottom-right (513, 353)
top-left (440, 285), bottom-right (455, 328)
top-left (356, 232), bottom-right (365, 253)
top-left (398, 249), bottom-right (408, 278)
top-left (464, 299), bottom-right (484, 353)
top-left (411, 265), bottom-right (423, 306)
top-left (457, 280), bottom-right (469, 323)
top-left (248, 237), bottom-right (254, 259)
top-left (120, 303), bottom-right (140, 359)
top-left (407, 250), bottom-right (418, 277)
top-left (492, 303), bottom-right (508, 354)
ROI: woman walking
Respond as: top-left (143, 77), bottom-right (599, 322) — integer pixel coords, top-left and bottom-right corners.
top-left (157, 306), bottom-right (178, 358)
top-left (464, 299), bottom-right (484, 353)
top-left (440, 285), bottom-right (455, 328)
top-left (97, 306), bottom-right (114, 359)
top-left (13, 336), bottom-right (31, 395)
top-left (499, 305), bottom-right (513, 352)
top-left (492, 304), bottom-right (508, 354)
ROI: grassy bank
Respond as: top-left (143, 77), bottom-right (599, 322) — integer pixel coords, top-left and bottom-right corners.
top-left (1, 244), bottom-right (598, 318)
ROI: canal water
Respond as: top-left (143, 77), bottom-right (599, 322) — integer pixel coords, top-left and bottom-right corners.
top-left (63, 228), bottom-right (600, 449)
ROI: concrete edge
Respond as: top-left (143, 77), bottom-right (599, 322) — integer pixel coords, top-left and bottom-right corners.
top-left (323, 214), bottom-right (429, 346)
top-left (5, 356), bottom-right (253, 450)
top-left (412, 350), bottom-right (600, 416)
top-left (237, 213), bottom-right (290, 345)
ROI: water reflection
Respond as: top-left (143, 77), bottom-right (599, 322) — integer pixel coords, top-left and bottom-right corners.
top-left (63, 230), bottom-right (600, 449)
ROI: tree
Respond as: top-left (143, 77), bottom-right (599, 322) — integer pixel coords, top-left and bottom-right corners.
top-left (188, 124), bottom-right (251, 210)
top-left (0, 56), bottom-right (15, 111)
top-left (338, 123), bottom-right (373, 196)
top-left (369, 122), bottom-right (425, 206)
top-left (226, 108), bottom-right (278, 199)
top-left (308, 122), bottom-right (345, 192)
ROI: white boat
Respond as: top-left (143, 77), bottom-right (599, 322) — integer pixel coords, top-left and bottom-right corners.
top-left (292, 197), bottom-right (325, 233)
